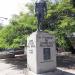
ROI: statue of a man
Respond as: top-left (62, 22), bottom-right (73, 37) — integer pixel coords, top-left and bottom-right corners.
top-left (35, 0), bottom-right (47, 31)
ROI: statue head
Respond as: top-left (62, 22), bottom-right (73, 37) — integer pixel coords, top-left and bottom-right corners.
top-left (36, 0), bottom-right (45, 3)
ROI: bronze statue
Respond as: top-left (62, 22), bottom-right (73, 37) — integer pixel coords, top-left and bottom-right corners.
top-left (35, 0), bottom-right (47, 31)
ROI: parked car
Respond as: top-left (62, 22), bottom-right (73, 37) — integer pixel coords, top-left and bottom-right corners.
top-left (6, 49), bottom-right (15, 58)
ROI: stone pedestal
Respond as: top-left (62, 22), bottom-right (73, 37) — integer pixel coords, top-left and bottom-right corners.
top-left (27, 31), bottom-right (57, 75)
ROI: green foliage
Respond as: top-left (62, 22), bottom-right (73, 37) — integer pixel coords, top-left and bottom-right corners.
top-left (0, 12), bottom-right (37, 48)
top-left (45, 0), bottom-right (75, 51)
top-left (0, 0), bottom-right (75, 51)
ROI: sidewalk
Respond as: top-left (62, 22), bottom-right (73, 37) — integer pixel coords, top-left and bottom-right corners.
top-left (57, 67), bottom-right (75, 75)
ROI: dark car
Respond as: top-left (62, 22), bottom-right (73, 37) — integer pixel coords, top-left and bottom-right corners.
top-left (6, 49), bottom-right (15, 58)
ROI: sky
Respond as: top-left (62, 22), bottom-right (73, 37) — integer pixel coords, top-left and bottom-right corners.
top-left (0, 0), bottom-right (55, 26)
top-left (0, 0), bottom-right (31, 25)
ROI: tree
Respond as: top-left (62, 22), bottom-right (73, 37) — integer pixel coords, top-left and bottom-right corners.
top-left (0, 12), bottom-right (37, 49)
top-left (45, 0), bottom-right (75, 51)
top-left (0, 0), bottom-right (75, 52)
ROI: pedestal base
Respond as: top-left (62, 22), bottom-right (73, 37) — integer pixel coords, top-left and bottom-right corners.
top-left (28, 69), bottom-right (62, 75)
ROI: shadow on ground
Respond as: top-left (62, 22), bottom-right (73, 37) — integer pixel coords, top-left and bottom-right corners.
top-left (1, 54), bottom-right (75, 75)
top-left (4, 55), bottom-right (27, 70)
top-left (57, 54), bottom-right (75, 69)
top-left (2, 54), bottom-right (75, 71)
